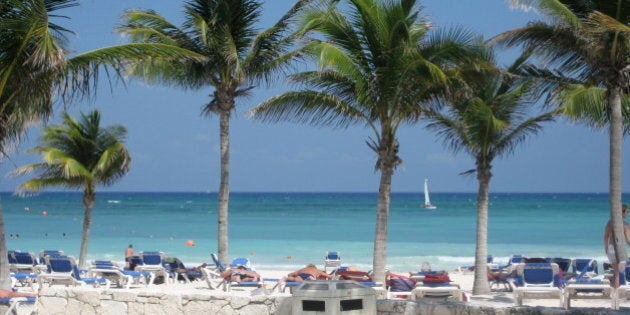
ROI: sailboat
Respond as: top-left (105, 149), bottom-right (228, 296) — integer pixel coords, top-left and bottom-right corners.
top-left (420, 179), bottom-right (437, 209)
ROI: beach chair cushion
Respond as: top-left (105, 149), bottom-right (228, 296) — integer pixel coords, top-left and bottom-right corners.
top-left (423, 273), bottom-right (450, 284)
top-left (389, 274), bottom-right (415, 292)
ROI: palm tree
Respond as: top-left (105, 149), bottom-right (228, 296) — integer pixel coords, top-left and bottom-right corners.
top-left (0, 0), bottom-right (78, 290)
top-left (116, 0), bottom-right (312, 264)
top-left (248, 0), bottom-right (487, 283)
top-left (425, 55), bottom-right (557, 294)
top-left (12, 110), bottom-right (131, 268)
top-left (494, 0), bottom-right (630, 270)
top-left (0, 0), bottom-right (200, 289)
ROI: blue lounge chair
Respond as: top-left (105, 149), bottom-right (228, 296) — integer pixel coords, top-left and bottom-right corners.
top-left (513, 262), bottom-right (563, 307)
top-left (8, 251), bottom-right (41, 274)
top-left (219, 257), bottom-right (266, 292)
top-left (613, 260), bottom-right (630, 310)
top-left (571, 258), bottom-right (598, 276)
top-left (10, 272), bottom-right (38, 290)
top-left (200, 253), bottom-right (226, 289)
top-left (89, 260), bottom-right (154, 289)
top-left (324, 251), bottom-right (341, 273)
top-left (136, 251), bottom-right (175, 284)
top-left (562, 258), bottom-right (612, 309)
top-left (38, 250), bottom-right (64, 265)
top-left (164, 257), bottom-right (204, 283)
top-left (38, 255), bottom-right (110, 289)
top-left (0, 296), bottom-right (37, 315)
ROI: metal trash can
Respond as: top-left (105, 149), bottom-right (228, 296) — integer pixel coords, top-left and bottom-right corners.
top-left (291, 280), bottom-right (376, 315)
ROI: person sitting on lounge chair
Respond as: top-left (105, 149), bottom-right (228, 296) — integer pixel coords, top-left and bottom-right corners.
top-left (220, 264), bottom-right (260, 282)
top-left (284, 264), bottom-right (332, 282)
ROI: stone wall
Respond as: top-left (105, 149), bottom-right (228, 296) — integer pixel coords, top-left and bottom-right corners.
top-left (3, 289), bottom-right (629, 315)
top-left (32, 288), bottom-right (287, 315)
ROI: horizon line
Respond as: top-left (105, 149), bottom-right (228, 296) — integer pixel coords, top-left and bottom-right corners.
top-left (0, 190), bottom-right (621, 194)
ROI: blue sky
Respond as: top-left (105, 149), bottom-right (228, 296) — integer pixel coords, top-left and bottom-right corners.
top-left (0, 0), bottom-right (627, 193)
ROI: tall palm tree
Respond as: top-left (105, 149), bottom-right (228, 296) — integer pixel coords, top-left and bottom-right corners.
top-left (0, 0), bottom-right (78, 290)
top-left (0, 0), bottom-right (201, 289)
top-left (116, 0), bottom-right (312, 264)
top-left (248, 0), bottom-right (487, 283)
top-left (12, 110), bottom-right (131, 268)
top-left (494, 0), bottom-right (630, 267)
top-left (425, 56), bottom-right (557, 294)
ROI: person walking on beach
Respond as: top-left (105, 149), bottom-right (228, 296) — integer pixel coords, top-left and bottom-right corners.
top-left (283, 264), bottom-right (332, 282)
top-left (604, 204), bottom-right (630, 287)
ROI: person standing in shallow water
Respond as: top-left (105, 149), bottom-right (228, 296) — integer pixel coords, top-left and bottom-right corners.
top-left (604, 204), bottom-right (630, 288)
top-left (125, 244), bottom-right (136, 270)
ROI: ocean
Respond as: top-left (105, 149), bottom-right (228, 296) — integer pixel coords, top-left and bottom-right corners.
top-left (1, 192), bottom-right (621, 272)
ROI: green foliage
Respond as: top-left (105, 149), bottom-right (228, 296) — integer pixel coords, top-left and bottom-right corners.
top-left (117, 0), bottom-right (312, 112)
top-left (495, 0), bottom-right (630, 129)
top-left (426, 56), bottom-right (557, 169)
top-left (12, 110), bottom-right (131, 193)
top-left (250, 0), bottom-right (488, 162)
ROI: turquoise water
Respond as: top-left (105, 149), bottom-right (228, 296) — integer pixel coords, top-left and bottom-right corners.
top-left (1, 192), bottom-right (621, 272)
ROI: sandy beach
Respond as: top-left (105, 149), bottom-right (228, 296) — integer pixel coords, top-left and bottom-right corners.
top-left (74, 268), bottom-right (616, 310)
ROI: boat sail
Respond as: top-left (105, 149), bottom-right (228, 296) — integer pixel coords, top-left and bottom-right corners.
top-left (420, 179), bottom-right (437, 209)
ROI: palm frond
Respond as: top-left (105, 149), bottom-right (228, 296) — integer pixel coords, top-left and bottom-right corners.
top-left (506, 0), bottom-right (580, 27)
top-left (249, 91), bottom-right (367, 129)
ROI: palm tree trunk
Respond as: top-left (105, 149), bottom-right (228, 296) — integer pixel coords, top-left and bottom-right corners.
top-left (473, 161), bottom-right (491, 295)
top-left (0, 203), bottom-right (11, 290)
top-left (609, 86), bottom-right (626, 263)
top-left (79, 187), bottom-right (95, 269)
top-left (372, 160), bottom-right (393, 284)
top-left (217, 110), bottom-right (231, 264)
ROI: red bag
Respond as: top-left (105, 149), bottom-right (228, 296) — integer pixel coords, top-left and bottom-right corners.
top-left (423, 273), bottom-right (451, 283)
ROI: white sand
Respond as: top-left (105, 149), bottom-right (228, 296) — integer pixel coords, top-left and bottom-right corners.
top-left (133, 269), bottom-right (620, 310)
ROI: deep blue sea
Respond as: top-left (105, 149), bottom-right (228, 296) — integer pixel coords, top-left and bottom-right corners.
top-left (1, 192), bottom-right (622, 272)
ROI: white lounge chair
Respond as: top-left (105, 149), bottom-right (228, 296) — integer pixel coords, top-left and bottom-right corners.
top-left (38, 255), bottom-right (110, 289)
top-left (0, 296), bottom-right (37, 315)
top-left (410, 273), bottom-right (463, 302)
top-left (513, 262), bottom-right (563, 307)
top-left (136, 251), bottom-right (175, 284)
top-left (612, 261), bottom-right (630, 310)
top-left (89, 260), bottom-right (154, 289)
top-left (218, 257), bottom-right (266, 292)
top-left (563, 259), bottom-right (612, 309)
top-left (324, 251), bottom-right (341, 273)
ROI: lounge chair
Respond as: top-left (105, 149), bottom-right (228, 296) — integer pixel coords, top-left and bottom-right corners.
top-left (89, 260), bottom-right (154, 289)
top-left (8, 251), bottom-right (42, 274)
top-left (136, 251), bottom-right (175, 284)
top-left (563, 275), bottom-right (612, 308)
top-left (218, 257), bottom-right (267, 292)
top-left (164, 257), bottom-right (204, 283)
top-left (409, 272), bottom-right (463, 302)
top-left (324, 251), bottom-right (341, 273)
top-left (612, 261), bottom-right (630, 310)
top-left (386, 273), bottom-right (416, 299)
top-left (410, 262), bottom-right (449, 282)
top-left (513, 262), bottom-right (563, 307)
top-left (10, 272), bottom-right (38, 290)
top-left (199, 253), bottom-right (230, 290)
top-left (0, 296), bottom-right (37, 315)
top-left (571, 258), bottom-right (598, 277)
top-left (333, 268), bottom-right (386, 299)
top-left (38, 250), bottom-right (64, 265)
top-left (38, 255), bottom-right (110, 289)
